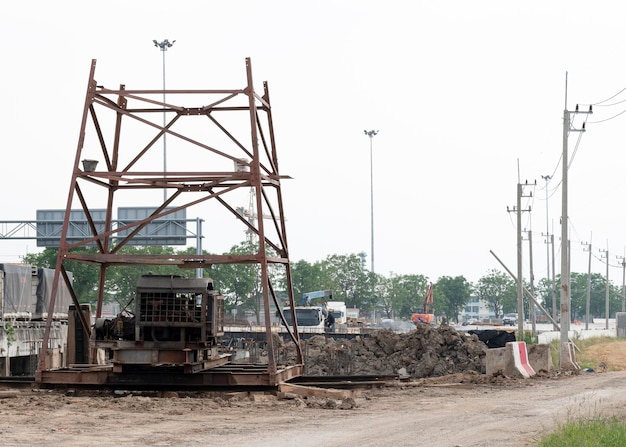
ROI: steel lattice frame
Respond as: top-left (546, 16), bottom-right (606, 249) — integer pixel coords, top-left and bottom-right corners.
top-left (37, 58), bottom-right (303, 383)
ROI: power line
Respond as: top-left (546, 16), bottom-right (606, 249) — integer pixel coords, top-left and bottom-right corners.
top-left (589, 87), bottom-right (626, 106)
top-left (586, 108), bottom-right (626, 124)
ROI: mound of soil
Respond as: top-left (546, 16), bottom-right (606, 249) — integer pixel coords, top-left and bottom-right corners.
top-left (276, 323), bottom-right (489, 378)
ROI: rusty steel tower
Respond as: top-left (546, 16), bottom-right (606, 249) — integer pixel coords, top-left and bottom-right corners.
top-left (37, 58), bottom-right (303, 386)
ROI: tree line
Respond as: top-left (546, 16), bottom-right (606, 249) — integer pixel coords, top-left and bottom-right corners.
top-left (22, 242), bottom-right (624, 323)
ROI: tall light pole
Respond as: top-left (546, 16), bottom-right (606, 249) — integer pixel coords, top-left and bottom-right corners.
top-left (153, 39), bottom-right (175, 202)
top-left (364, 130), bottom-right (378, 273)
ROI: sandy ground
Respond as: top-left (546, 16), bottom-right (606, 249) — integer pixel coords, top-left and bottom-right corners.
top-left (1, 342), bottom-right (626, 447)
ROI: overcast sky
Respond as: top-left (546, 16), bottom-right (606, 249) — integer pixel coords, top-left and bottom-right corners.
top-left (2, 1), bottom-right (626, 285)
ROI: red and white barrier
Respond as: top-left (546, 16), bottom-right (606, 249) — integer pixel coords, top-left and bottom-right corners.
top-left (509, 341), bottom-right (536, 378)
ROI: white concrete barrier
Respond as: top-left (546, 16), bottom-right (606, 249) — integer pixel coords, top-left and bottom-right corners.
top-left (508, 341), bottom-right (535, 378)
top-left (538, 329), bottom-right (615, 344)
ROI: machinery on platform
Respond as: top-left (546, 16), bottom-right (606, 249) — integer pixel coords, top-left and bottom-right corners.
top-left (36, 57), bottom-right (304, 387)
top-left (94, 274), bottom-right (225, 372)
top-left (301, 290), bottom-right (333, 306)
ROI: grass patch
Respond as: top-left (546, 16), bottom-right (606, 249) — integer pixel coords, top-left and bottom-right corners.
top-left (537, 416), bottom-right (626, 446)
top-left (547, 336), bottom-right (626, 371)
top-left (574, 337), bottom-right (626, 371)
top-left (520, 330), bottom-right (538, 345)
top-left (539, 336), bottom-right (626, 445)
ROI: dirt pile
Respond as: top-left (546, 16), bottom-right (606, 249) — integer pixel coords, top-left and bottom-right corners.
top-left (277, 323), bottom-right (489, 378)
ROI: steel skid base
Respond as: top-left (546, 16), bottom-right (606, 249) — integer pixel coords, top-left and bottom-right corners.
top-left (107, 342), bottom-right (228, 374)
top-left (36, 362), bottom-right (304, 389)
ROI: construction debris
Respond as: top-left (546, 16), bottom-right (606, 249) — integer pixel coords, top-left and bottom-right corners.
top-left (276, 324), bottom-right (488, 378)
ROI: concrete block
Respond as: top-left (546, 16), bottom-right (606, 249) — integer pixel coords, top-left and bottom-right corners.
top-left (485, 347), bottom-right (506, 376)
top-left (528, 344), bottom-right (553, 372)
top-left (487, 343), bottom-right (552, 378)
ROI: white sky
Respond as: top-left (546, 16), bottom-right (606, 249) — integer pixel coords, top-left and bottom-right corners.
top-left (2, 1), bottom-right (626, 285)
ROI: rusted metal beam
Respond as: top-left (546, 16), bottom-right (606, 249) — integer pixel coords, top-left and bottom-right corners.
top-left (37, 58), bottom-right (299, 389)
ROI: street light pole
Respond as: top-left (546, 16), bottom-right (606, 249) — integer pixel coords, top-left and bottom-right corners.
top-left (364, 130), bottom-right (378, 273)
top-left (153, 39), bottom-right (175, 202)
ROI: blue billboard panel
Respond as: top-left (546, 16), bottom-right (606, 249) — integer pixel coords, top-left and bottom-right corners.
top-left (36, 209), bottom-right (107, 247)
top-left (117, 207), bottom-right (187, 246)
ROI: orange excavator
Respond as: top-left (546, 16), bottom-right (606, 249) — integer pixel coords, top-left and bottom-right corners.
top-left (411, 282), bottom-right (435, 324)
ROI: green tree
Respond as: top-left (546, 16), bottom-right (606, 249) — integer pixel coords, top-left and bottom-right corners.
top-left (536, 276), bottom-right (558, 319)
top-left (375, 274), bottom-right (392, 318)
top-left (322, 253), bottom-right (369, 309)
top-left (475, 269), bottom-right (516, 319)
top-left (385, 274), bottom-right (429, 319)
top-left (289, 259), bottom-right (329, 304)
top-left (570, 272), bottom-right (621, 321)
top-left (209, 241), bottom-right (262, 322)
top-left (435, 276), bottom-right (472, 323)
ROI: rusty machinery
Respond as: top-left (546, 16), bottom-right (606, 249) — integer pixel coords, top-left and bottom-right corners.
top-left (94, 274), bottom-right (225, 373)
top-left (37, 58), bottom-right (304, 386)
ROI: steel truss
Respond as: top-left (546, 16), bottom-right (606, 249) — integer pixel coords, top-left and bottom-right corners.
top-left (37, 58), bottom-right (303, 385)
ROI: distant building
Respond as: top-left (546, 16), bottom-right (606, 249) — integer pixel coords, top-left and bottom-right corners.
top-left (459, 295), bottom-right (495, 323)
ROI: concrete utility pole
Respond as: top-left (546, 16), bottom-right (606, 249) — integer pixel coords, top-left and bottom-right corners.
top-left (541, 174), bottom-right (555, 318)
top-left (527, 230), bottom-right (537, 336)
top-left (600, 246), bottom-right (610, 330)
top-left (507, 180), bottom-right (533, 339)
top-left (551, 233), bottom-right (557, 319)
top-left (364, 130), bottom-right (379, 273)
top-left (617, 253), bottom-right (626, 312)
top-left (582, 239), bottom-right (592, 330)
top-left (541, 175), bottom-right (551, 284)
top-left (559, 83), bottom-right (591, 369)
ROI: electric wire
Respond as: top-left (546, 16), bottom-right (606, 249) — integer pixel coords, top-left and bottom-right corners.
top-left (511, 88), bottom-right (626, 282)
top-left (581, 86), bottom-right (626, 124)
top-left (589, 87), bottom-right (626, 106)
top-left (569, 217), bottom-right (622, 269)
top-left (586, 108), bottom-right (626, 124)
top-left (591, 97), bottom-right (626, 107)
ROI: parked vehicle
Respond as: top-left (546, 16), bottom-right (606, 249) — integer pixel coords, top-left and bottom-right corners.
top-left (326, 301), bottom-right (347, 325)
top-left (502, 313), bottom-right (518, 326)
top-left (280, 290), bottom-right (332, 332)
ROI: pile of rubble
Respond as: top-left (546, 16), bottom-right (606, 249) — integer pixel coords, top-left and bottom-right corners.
top-left (275, 323), bottom-right (489, 378)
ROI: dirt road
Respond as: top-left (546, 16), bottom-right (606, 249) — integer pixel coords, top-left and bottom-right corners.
top-left (1, 370), bottom-right (626, 447)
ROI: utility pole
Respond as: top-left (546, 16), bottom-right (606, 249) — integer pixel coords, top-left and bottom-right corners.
top-left (541, 175), bottom-right (551, 287)
top-left (617, 254), bottom-right (626, 312)
top-left (582, 238), bottom-right (592, 330)
top-left (559, 79), bottom-right (592, 368)
top-left (541, 174), bottom-right (556, 320)
top-left (551, 233), bottom-right (557, 320)
top-left (526, 230), bottom-right (537, 336)
top-left (507, 179), bottom-right (533, 339)
top-left (600, 245), bottom-right (610, 330)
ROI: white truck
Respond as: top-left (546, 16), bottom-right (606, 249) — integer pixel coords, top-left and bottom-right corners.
top-left (326, 301), bottom-right (347, 325)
